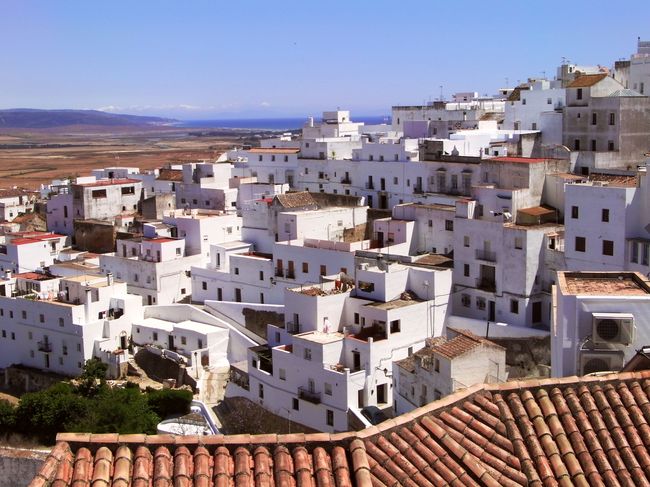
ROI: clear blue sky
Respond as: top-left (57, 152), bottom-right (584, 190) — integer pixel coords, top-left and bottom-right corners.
top-left (1, 0), bottom-right (648, 119)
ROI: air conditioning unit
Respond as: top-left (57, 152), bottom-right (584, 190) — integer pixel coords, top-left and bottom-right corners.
top-left (592, 313), bottom-right (635, 346)
top-left (579, 350), bottom-right (625, 376)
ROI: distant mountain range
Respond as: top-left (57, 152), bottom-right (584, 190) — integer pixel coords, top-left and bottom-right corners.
top-left (0, 109), bottom-right (176, 129)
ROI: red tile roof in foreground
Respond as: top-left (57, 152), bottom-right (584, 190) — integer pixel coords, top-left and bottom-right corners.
top-left (29, 370), bottom-right (650, 486)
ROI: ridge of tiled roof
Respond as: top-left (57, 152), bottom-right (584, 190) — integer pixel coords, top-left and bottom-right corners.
top-left (29, 370), bottom-right (650, 486)
top-left (273, 191), bottom-right (317, 209)
top-left (157, 168), bottom-right (184, 181)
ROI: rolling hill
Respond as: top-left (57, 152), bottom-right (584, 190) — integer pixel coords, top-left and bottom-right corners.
top-left (0, 109), bottom-right (176, 129)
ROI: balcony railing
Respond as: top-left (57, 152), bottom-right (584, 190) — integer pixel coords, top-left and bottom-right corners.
top-left (413, 186), bottom-right (424, 194)
top-left (475, 249), bottom-right (497, 262)
top-left (285, 270), bottom-right (296, 279)
top-left (298, 386), bottom-right (321, 404)
top-left (476, 278), bottom-right (496, 292)
top-left (341, 177), bottom-right (352, 184)
top-left (37, 340), bottom-right (52, 353)
top-left (275, 267), bottom-right (284, 277)
top-left (365, 182), bottom-right (375, 190)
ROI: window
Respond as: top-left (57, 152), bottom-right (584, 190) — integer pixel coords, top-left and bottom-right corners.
top-left (59, 318), bottom-right (64, 327)
top-left (531, 122), bottom-right (537, 130)
top-left (463, 264), bottom-right (470, 277)
top-left (514, 237), bottom-right (523, 250)
top-left (325, 383), bottom-right (332, 395)
top-left (609, 113), bottom-right (616, 126)
top-left (302, 262), bottom-right (308, 273)
top-left (390, 320), bottom-right (400, 333)
top-left (393, 177), bottom-right (398, 184)
top-left (631, 242), bottom-right (639, 263)
top-left (547, 98), bottom-right (552, 105)
top-left (592, 113), bottom-right (597, 125)
top-left (258, 155), bottom-right (263, 161)
top-left (434, 389), bottom-right (442, 400)
top-left (181, 336), bottom-right (187, 345)
top-left (10, 332), bottom-right (15, 340)
top-left (510, 299), bottom-right (519, 314)
top-left (445, 220), bottom-right (454, 231)
top-left (176, 247), bottom-right (181, 256)
top-left (607, 140), bottom-right (614, 151)
top-left (21, 310), bottom-right (26, 319)
top-left (92, 189), bottom-right (107, 198)
top-left (121, 186), bottom-right (135, 195)
top-left (602, 240), bottom-right (614, 256)
top-left (571, 206), bottom-right (579, 219)
top-left (577, 88), bottom-right (583, 100)
top-left (259, 384), bottom-right (264, 399)
top-left (39, 314), bottom-right (44, 323)
top-left (304, 348), bottom-right (312, 361)
top-left (463, 236), bottom-right (470, 247)
top-left (602, 209), bottom-right (609, 222)
top-left (28, 331), bottom-right (32, 340)
top-left (434, 358), bottom-right (440, 372)
top-left (260, 293), bottom-right (264, 304)
top-left (202, 281), bottom-right (207, 290)
top-left (575, 236), bottom-right (586, 252)
top-left (153, 332), bottom-right (158, 341)
top-left (326, 409), bottom-right (334, 426)
top-left (354, 312), bottom-right (359, 324)
top-left (1, 330), bottom-right (4, 338)
top-left (428, 220), bottom-right (433, 228)
top-left (320, 265), bottom-right (326, 276)
top-left (574, 139), bottom-right (580, 151)
top-left (358, 281), bottom-right (374, 292)
top-left (461, 294), bottom-right (471, 307)
top-left (234, 268), bottom-right (239, 275)
top-left (198, 339), bottom-right (203, 349)
top-left (77, 343), bottom-right (81, 352)
top-left (522, 98), bottom-right (526, 105)
top-left (591, 140), bottom-right (597, 151)
top-left (279, 368), bottom-right (286, 380)
top-left (259, 271), bottom-right (264, 281)
top-left (643, 243), bottom-right (650, 266)
top-left (292, 398), bottom-right (299, 410)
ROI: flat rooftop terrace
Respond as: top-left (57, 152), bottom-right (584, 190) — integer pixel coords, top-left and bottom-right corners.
top-left (560, 271), bottom-right (650, 296)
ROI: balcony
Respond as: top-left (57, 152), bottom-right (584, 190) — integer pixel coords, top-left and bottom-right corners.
top-left (341, 177), bottom-right (352, 185)
top-left (365, 182), bottom-right (375, 190)
top-left (298, 386), bottom-right (321, 404)
top-left (37, 340), bottom-right (52, 353)
top-left (475, 249), bottom-right (497, 262)
top-left (275, 267), bottom-right (284, 277)
top-left (413, 186), bottom-right (424, 194)
top-left (476, 278), bottom-right (496, 292)
top-left (285, 270), bottom-right (296, 279)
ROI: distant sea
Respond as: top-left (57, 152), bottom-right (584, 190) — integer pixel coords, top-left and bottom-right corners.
top-left (176, 116), bottom-right (391, 131)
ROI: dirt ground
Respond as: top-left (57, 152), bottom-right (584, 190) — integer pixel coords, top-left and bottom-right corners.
top-left (0, 126), bottom-right (262, 189)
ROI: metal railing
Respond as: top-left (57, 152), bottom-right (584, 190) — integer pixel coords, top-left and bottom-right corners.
top-left (298, 387), bottom-right (321, 404)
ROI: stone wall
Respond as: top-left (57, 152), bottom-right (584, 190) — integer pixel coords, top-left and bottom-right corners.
top-left (491, 336), bottom-right (551, 379)
top-left (2, 366), bottom-right (67, 393)
top-left (0, 447), bottom-right (49, 487)
top-left (242, 308), bottom-right (285, 339)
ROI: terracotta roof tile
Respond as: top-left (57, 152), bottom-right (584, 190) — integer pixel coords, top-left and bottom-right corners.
top-left (567, 73), bottom-right (609, 88)
top-left (273, 191), bottom-right (318, 209)
top-left (31, 371), bottom-right (650, 486)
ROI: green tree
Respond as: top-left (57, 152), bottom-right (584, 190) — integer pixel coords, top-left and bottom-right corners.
top-left (146, 388), bottom-right (192, 419)
top-left (0, 400), bottom-right (16, 432)
top-left (15, 383), bottom-right (88, 443)
top-left (76, 358), bottom-right (108, 397)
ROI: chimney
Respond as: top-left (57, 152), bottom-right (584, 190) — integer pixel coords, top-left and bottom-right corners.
top-left (84, 288), bottom-right (92, 323)
top-left (106, 272), bottom-right (114, 286)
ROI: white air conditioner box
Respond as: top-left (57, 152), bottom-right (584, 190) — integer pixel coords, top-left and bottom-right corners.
top-left (580, 350), bottom-right (625, 376)
top-left (592, 313), bottom-right (634, 346)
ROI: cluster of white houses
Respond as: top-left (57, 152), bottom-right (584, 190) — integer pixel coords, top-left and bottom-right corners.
top-left (1, 40), bottom-right (650, 432)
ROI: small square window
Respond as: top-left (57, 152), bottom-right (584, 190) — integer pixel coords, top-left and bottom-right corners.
top-left (510, 299), bottom-right (519, 314)
top-left (603, 240), bottom-right (614, 256)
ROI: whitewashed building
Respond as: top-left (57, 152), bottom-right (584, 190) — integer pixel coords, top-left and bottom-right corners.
top-left (551, 271), bottom-right (650, 377)
top-left (393, 328), bottom-right (506, 415)
top-left (0, 273), bottom-right (143, 377)
top-left (228, 259), bottom-right (452, 432)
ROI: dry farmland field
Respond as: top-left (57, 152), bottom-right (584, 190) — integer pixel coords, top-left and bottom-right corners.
top-left (0, 126), bottom-right (267, 189)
